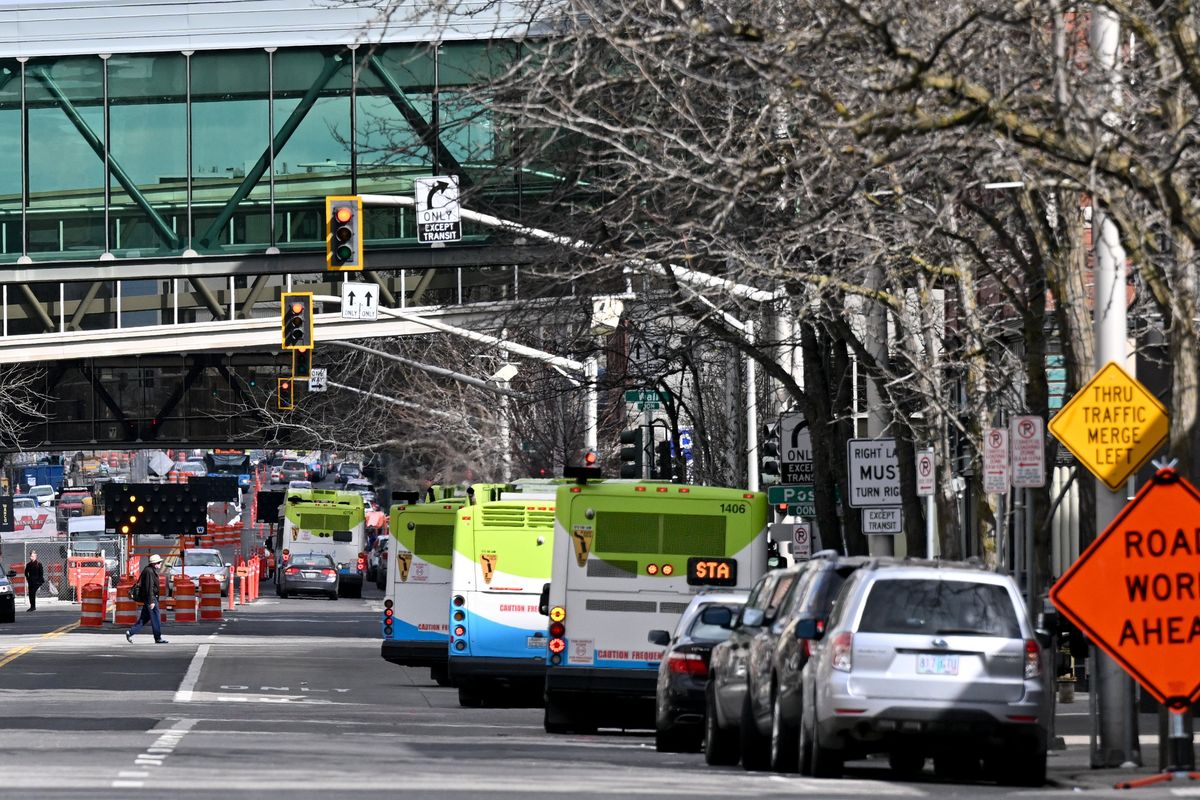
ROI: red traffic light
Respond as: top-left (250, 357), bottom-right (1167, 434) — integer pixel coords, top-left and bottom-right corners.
top-left (335, 206), bottom-right (353, 224)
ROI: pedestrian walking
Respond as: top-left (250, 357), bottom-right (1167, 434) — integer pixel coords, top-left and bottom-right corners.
top-left (23, 551), bottom-right (44, 612)
top-left (125, 554), bottom-right (168, 644)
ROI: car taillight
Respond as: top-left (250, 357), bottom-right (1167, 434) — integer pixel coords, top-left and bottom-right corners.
top-left (1024, 639), bottom-right (1042, 678)
top-left (830, 632), bottom-right (853, 672)
top-left (667, 652), bottom-right (708, 677)
top-left (282, 550), bottom-right (290, 563)
top-left (321, 569), bottom-right (336, 576)
top-left (285, 567), bottom-right (299, 575)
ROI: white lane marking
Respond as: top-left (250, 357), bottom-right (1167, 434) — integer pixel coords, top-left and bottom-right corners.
top-left (1171, 790), bottom-right (1200, 797)
top-left (174, 643), bottom-right (211, 703)
top-left (1060, 733), bottom-right (1199, 746)
top-left (111, 781), bottom-right (144, 788)
top-left (117, 772), bottom-right (149, 779)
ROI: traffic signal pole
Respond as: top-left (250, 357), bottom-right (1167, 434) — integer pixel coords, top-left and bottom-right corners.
top-left (1089, 7), bottom-right (1140, 770)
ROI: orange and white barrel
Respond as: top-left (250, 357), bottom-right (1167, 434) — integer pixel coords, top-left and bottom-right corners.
top-left (198, 576), bottom-right (222, 621)
top-left (173, 577), bottom-right (197, 623)
top-left (114, 576), bottom-right (139, 627)
top-left (8, 564), bottom-right (25, 597)
top-left (79, 583), bottom-right (106, 628)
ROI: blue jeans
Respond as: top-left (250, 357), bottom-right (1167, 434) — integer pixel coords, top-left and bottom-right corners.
top-left (127, 603), bottom-right (162, 641)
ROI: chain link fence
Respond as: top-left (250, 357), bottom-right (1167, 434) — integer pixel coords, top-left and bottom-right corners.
top-left (1, 537), bottom-right (121, 599)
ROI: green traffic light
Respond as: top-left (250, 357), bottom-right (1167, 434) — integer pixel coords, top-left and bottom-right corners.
top-left (335, 244), bottom-right (353, 261)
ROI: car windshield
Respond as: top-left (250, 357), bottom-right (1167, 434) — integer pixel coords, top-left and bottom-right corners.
top-left (289, 481), bottom-right (311, 489)
top-left (858, 579), bottom-right (1021, 638)
top-left (185, 553), bottom-right (224, 567)
top-left (291, 556), bottom-right (333, 568)
top-left (687, 603), bottom-right (742, 643)
top-left (29, 486), bottom-right (52, 496)
top-left (340, 464), bottom-right (361, 474)
top-left (283, 461), bottom-right (305, 470)
top-left (13, 497), bottom-right (36, 508)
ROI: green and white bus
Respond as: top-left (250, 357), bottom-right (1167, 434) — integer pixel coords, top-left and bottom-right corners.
top-left (379, 485), bottom-right (505, 685)
top-left (542, 480), bottom-right (768, 732)
top-left (448, 486), bottom-right (557, 706)
top-left (277, 488), bottom-right (367, 598)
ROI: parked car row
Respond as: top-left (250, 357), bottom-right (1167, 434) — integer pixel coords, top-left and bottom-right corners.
top-left (653, 553), bottom-right (1050, 787)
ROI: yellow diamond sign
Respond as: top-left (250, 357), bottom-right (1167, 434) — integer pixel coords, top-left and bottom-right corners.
top-left (1048, 362), bottom-right (1168, 492)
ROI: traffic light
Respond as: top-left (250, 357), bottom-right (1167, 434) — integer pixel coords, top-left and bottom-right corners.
top-left (761, 422), bottom-right (781, 485)
top-left (326, 195), bottom-right (363, 270)
top-left (619, 428), bottom-right (644, 479)
top-left (293, 348), bottom-right (312, 380)
top-left (281, 292), bottom-right (313, 351)
top-left (277, 378), bottom-right (294, 411)
top-left (655, 440), bottom-right (674, 481)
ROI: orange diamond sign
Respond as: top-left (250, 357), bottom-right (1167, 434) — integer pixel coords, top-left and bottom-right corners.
top-left (1049, 470), bottom-right (1200, 709)
top-left (1048, 361), bottom-right (1168, 491)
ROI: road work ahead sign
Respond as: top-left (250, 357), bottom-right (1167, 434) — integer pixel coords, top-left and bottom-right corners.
top-left (1048, 361), bottom-right (1168, 492)
top-left (1049, 468), bottom-right (1200, 709)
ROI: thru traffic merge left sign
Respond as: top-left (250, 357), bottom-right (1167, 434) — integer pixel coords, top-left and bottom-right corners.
top-left (1049, 468), bottom-right (1200, 709)
top-left (1048, 361), bottom-right (1168, 492)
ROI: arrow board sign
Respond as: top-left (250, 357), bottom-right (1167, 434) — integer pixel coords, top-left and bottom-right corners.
top-left (415, 175), bottom-right (463, 244)
top-left (341, 282), bottom-right (379, 320)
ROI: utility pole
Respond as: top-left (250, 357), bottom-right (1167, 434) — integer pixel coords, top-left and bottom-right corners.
top-left (1089, 5), bottom-right (1140, 769)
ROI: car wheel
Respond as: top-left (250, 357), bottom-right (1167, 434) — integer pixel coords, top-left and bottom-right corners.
top-left (888, 748), bottom-right (925, 778)
top-left (770, 688), bottom-right (799, 772)
top-left (279, 588), bottom-right (289, 599)
top-left (0, 602), bottom-right (14, 624)
top-left (810, 708), bottom-right (843, 779)
top-left (328, 592), bottom-right (338, 601)
top-left (996, 736), bottom-right (1046, 787)
top-left (703, 683), bottom-right (741, 766)
top-left (797, 698), bottom-right (815, 776)
top-left (740, 693), bottom-right (771, 772)
top-left (655, 721), bottom-right (695, 753)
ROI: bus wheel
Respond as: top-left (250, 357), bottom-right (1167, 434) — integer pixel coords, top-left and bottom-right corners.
top-left (458, 687), bottom-right (485, 708)
top-left (431, 666), bottom-right (451, 687)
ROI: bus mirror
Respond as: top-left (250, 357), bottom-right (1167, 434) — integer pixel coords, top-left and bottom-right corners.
top-left (332, 530), bottom-right (353, 543)
top-left (647, 629), bottom-right (670, 647)
top-left (538, 583), bottom-right (550, 615)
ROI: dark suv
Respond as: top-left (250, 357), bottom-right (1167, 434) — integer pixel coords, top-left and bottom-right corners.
top-left (704, 567), bottom-right (803, 768)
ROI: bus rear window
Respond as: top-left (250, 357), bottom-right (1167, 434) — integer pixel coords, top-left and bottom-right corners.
top-left (414, 525), bottom-right (453, 557)
top-left (300, 512), bottom-right (349, 531)
top-left (594, 512), bottom-right (727, 556)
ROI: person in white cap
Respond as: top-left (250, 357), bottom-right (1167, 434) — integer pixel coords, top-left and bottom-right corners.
top-left (125, 554), bottom-right (168, 644)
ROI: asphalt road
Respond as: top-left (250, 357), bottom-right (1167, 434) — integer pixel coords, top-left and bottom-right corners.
top-left (0, 574), bottom-right (1186, 800)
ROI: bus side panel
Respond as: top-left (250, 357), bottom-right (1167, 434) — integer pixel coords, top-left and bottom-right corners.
top-left (461, 591), bottom-right (547, 659)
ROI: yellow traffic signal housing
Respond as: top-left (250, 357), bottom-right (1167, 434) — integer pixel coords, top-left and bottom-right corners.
top-left (326, 195), bottom-right (364, 270)
top-left (277, 378), bottom-right (295, 411)
top-left (281, 292), bottom-right (314, 350)
top-left (293, 347), bottom-right (312, 380)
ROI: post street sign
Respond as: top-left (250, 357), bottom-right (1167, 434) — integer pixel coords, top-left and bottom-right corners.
top-left (624, 388), bottom-right (668, 410)
top-left (847, 438), bottom-right (900, 508)
top-left (983, 427), bottom-right (1010, 494)
top-left (778, 413), bottom-right (813, 484)
top-left (1049, 469), bottom-right (1200, 708)
top-left (1048, 361), bottom-right (1168, 492)
top-left (862, 507), bottom-right (902, 535)
top-left (915, 449), bottom-right (935, 497)
top-left (1010, 415), bottom-right (1046, 488)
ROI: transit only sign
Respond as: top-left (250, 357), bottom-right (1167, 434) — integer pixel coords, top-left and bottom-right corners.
top-left (1048, 361), bottom-right (1168, 491)
top-left (1049, 468), bottom-right (1200, 709)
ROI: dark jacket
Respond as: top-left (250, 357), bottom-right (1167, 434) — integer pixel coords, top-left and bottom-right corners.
top-left (24, 559), bottom-right (44, 588)
top-left (137, 565), bottom-right (161, 605)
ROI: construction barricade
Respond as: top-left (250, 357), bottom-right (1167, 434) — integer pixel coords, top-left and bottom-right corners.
top-left (198, 576), bottom-right (222, 621)
top-left (114, 577), bottom-right (139, 627)
top-left (79, 583), bottom-right (106, 627)
top-left (173, 576), bottom-right (197, 623)
top-left (8, 564), bottom-right (24, 597)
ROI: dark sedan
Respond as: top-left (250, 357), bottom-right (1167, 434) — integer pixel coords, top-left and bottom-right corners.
top-left (650, 591), bottom-right (748, 753)
top-left (278, 553), bottom-right (340, 600)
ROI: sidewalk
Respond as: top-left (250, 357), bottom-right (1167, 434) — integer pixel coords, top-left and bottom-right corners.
top-left (1047, 691), bottom-right (1196, 790)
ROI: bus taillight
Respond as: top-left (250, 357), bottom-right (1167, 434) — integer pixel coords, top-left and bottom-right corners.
top-left (548, 607), bottom-right (567, 666)
top-left (548, 638), bottom-right (566, 654)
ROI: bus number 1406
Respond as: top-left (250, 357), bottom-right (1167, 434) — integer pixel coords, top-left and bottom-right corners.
top-left (720, 503), bottom-right (747, 514)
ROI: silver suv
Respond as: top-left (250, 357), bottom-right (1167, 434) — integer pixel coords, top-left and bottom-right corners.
top-left (796, 561), bottom-right (1048, 785)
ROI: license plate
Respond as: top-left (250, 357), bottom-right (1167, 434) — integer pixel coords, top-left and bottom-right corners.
top-left (526, 636), bottom-right (547, 649)
top-left (916, 654), bottom-right (959, 675)
top-left (303, 572), bottom-right (318, 579)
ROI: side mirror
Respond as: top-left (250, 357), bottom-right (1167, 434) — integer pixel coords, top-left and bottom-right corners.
top-left (741, 608), bottom-right (766, 628)
top-left (699, 605), bottom-right (734, 629)
top-left (647, 629), bottom-right (671, 647)
top-left (6, 570), bottom-right (14, 578)
top-left (794, 618), bottom-right (822, 640)
top-left (537, 583), bottom-right (550, 616)
top-left (1035, 629), bottom-right (1052, 649)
